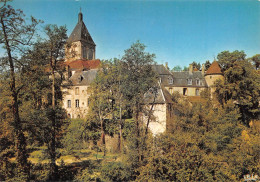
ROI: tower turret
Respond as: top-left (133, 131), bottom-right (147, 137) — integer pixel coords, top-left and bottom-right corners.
top-left (65, 12), bottom-right (96, 62)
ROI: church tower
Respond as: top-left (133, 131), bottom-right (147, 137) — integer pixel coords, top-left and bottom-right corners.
top-left (65, 12), bottom-right (96, 62)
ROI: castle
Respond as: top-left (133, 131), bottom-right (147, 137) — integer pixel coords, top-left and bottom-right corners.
top-left (62, 12), bottom-right (224, 135)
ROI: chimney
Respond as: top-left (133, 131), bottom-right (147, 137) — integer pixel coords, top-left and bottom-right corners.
top-left (165, 62), bottom-right (169, 70)
top-left (202, 64), bottom-right (205, 76)
top-left (189, 64), bottom-right (193, 74)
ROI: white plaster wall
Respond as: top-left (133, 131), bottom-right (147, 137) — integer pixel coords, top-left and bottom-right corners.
top-left (144, 104), bottom-right (167, 135)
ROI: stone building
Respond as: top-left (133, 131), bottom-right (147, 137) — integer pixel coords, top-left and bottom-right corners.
top-left (143, 65), bottom-right (175, 135)
top-left (170, 61), bottom-right (224, 98)
top-left (61, 12), bottom-right (224, 134)
top-left (65, 11), bottom-right (96, 62)
top-left (62, 12), bottom-right (101, 119)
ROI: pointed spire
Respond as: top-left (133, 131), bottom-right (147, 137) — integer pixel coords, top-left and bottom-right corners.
top-left (67, 11), bottom-right (95, 46)
top-left (78, 10), bottom-right (83, 23)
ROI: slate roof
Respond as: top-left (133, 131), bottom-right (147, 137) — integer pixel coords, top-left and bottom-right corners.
top-left (144, 83), bottom-right (173, 104)
top-left (205, 61), bottom-right (222, 75)
top-left (69, 69), bottom-right (98, 86)
top-left (171, 71), bottom-right (207, 87)
top-left (65, 59), bottom-right (101, 71)
top-left (67, 12), bottom-right (95, 46)
top-left (152, 64), bottom-right (172, 75)
top-left (152, 65), bottom-right (174, 87)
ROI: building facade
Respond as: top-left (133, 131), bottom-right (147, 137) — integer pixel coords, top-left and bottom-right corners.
top-left (62, 12), bottom-right (101, 119)
top-left (61, 12), bottom-right (224, 134)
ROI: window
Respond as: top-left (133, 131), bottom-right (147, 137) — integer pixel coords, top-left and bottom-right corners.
top-left (183, 88), bottom-right (187, 96)
top-left (75, 87), bottom-right (79, 95)
top-left (75, 99), bottom-right (79, 108)
top-left (196, 79), bottom-right (200, 85)
top-left (67, 100), bottom-right (71, 108)
top-left (168, 77), bottom-right (173, 84)
top-left (188, 79), bottom-right (192, 85)
top-left (196, 88), bottom-right (200, 96)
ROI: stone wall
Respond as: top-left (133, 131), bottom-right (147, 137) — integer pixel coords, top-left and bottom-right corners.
top-left (62, 85), bottom-right (90, 118)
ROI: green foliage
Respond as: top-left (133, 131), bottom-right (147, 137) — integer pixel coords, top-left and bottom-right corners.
top-left (215, 59), bottom-right (260, 123)
top-left (172, 65), bottom-right (182, 72)
top-left (191, 61), bottom-right (201, 70)
top-left (135, 93), bottom-right (260, 181)
top-left (204, 60), bottom-right (211, 70)
top-left (101, 162), bottom-right (132, 182)
top-left (217, 50), bottom-right (246, 71)
top-left (75, 168), bottom-right (101, 182)
top-left (62, 119), bottom-right (92, 152)
top-left (249, 54), bottom-right (260, 70)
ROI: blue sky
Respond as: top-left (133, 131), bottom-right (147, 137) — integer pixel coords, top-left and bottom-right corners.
top-left (4, 0), bottom-right (260, 69)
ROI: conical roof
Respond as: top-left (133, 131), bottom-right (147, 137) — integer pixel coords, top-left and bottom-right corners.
top-left (67, 12), bottom-right (95, 46)
top-left (205, 61), bottom-right (223, 75)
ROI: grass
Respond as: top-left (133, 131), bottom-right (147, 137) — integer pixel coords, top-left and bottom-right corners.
top-left (28, 148), bottom-right (120, 165)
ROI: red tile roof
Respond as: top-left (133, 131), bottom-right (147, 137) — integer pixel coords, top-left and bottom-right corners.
top-left (205, 61), bottom-right (223, 75)
top-left (65, 59), bottom-right (101, 70)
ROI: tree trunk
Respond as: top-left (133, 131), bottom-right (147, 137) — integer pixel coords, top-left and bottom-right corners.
top-left (1, 17), bottom-right (29, 179)
top-left (117, 99), bottom-right (123, 153)
top-left (135, 103), bottom-right (141, 162)
top-left (99, 105), bottom-right (106, 156)
top-left (49, 62), bottom-right (58, 181)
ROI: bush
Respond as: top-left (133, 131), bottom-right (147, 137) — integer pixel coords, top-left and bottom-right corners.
top-left (101, 162), bottom-right (131, 182)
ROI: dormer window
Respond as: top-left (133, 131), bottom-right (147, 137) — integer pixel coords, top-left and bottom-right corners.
top-left (168, 77), bottom-right (173, 84)
top-left (78, 75), bottom-right (84, 82)
top-left (196, 79), bottom-right (200, 86)
top-left (188, 79), bottom-right (192, 85)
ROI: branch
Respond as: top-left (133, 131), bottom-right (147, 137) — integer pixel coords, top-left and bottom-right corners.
top-left (145, 87), bottom-right (158, 135)
top-left (16, 84), bottom-right (24, 94)
top-left (0, 0), bottom-right (7, 11)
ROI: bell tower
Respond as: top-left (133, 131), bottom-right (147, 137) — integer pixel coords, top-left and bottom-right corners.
top-left (65, 12), bottom-right (96, 62)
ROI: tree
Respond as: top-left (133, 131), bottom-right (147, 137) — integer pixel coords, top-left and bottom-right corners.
top-left (191, 61), bottom-right (201, 70)
top-left (86, 58), bottom-right (129, 154)
top-left (87, 62), bottom-right (115, 155)
top-left (215, 59), bottom-right (259, 124)
top-left (172, 65), bottom-right (182, 72)
top-left (0, 4), bottom-right (40, 179)
top-left (204, 60), bottom-right (211, 70)
top-left (121, 41), bottom-right (157, 162)
top-left (217, 50), bottom-right (246, 71)
top-left (183, 66), bottom-right (189, 71)
top-left (249, 54), bottom-right (260, 70)
top-left (40, 24), bottom-right (67, 180)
